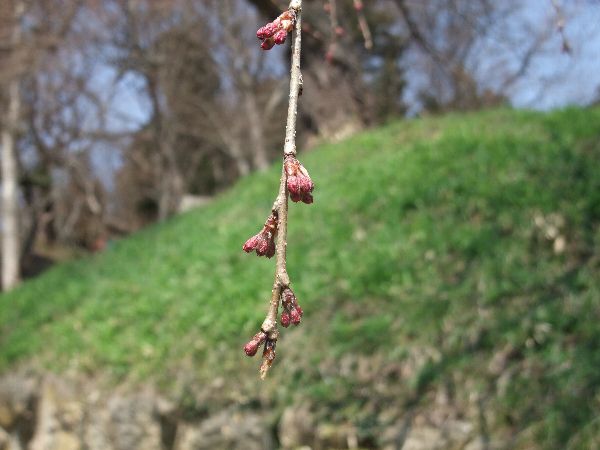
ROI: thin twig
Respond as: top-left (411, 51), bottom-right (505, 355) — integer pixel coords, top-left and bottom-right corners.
top-left (353, 0), bottom-right (372, 50)
top-left (258, 0), bottom-right (303, 380)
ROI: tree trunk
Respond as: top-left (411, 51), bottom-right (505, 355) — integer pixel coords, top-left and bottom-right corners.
top-left (1, 76), bottom-right (21, 291)
top-left (1, 0), bottom-right (24, 291)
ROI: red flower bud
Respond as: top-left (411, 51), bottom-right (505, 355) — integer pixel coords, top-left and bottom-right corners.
top-left (281, 311), bottom-right (291, 327)
top-left (261, 38), bottom-right (276, 50)
top-left (274, 29), bottom-right (287, 45)
top-left (290, 308), bottom-right (301, 325)
top-left (243, 213), bottom-right (278, 258)
top-left (285, 155), bottom-right (314, 204)
top-left (243, 234), bottom-right (260, 253)
top-left (287, 176), bottom-right (300, 195)
top-left (257, 22), bottom-right (279, 39)
top-left (257, 9), bottom-right (296, 50)
top-left (244, 331), bottom-right (267, 356)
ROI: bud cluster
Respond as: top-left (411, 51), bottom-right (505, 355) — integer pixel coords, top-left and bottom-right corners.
top-left (285, 155), bottom-right (314, 204)
top-left (280, 287), bottom-right (303, 327)
top-left (242, 213), bottom-right (278, 258)
top-left (244, 329), bottom-right (278, 379)
top-left (257, 9), bottom-right (296, 50)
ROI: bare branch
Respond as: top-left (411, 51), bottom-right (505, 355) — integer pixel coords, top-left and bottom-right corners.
top-left (243, 0), bottom-right (313, 379)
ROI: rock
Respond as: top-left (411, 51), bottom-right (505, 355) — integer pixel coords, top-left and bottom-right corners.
top-left (104, 392), bottom-right (163, 450)
top-left (0, 374), bottom-right (38, 430)
top-left (173, 409), bottom-right (270, 450)
top-left (29, 376), bottom-right (84, 450)
top-left (278, 406), bottom-right (315, 449)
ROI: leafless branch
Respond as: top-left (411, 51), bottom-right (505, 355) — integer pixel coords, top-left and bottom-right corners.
top-left (243, 0), bottom-right (313, 379)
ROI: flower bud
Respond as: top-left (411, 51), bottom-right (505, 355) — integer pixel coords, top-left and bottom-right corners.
top-left (290, 307), bottom-right (301, 325)
top-left (257, 22), bottom-right (279, 39)
top-left (242, 213), bottom-right (278, 258)
top-left (280, 311), bottom-right (291, 328)
top-left (274, 29), bottom-right (287, 45)
top-left (261, 38), bottom-right (276, 50)
top-left (257, 9), bottom-right (296, 50)
top-left (285, 155), bottom-right (314, 204)
top-left (244, 331), bottom-right (267, 357)
top-left (242, 234), bottom-right (261, 253)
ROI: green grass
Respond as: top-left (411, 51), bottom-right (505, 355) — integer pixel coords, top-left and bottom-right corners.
top-left (1, 108), bottom-right (600, 448)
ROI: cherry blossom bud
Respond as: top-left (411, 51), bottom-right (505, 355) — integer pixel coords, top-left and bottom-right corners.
top-left (274, 29), bottom-right (287, 45)
top-left (244, 331), bottom-right (267, 356)
top-left (257, 22), bottom-right (279, 39)
top-left (285, 155), bottom-right (314, 204)
top-left (243, 213), bottom-right (278, 258)
top-left (290, 308), bottom-right (301, 325)
top-left (242, 235), bottom-right (260, 253)
top-left (257, 9), bottom-right (296, 50)
top-left (261, 38), bottom-right (276, 50)
top-left (281, 287), bottom-right (303, 326)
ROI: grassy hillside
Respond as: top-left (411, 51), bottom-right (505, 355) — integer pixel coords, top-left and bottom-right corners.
top-left (1, 108), bottom-right (599, 448)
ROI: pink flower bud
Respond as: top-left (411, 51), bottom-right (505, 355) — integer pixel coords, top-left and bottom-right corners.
top-left (242, 234), bottom-right (260, 253)
top-left (244, 331), bottom-right (267, 356)
top-left (274, 29), bottom-right (287, 45)
top-left (281, 287), bottom-right (295, 308)
top-left (261, 38), bottom-right (275, 50)
top-left (242, 214), bottom-right (278, 257)
top-left (290, 308), bottom-right (301, 325)
top-left (257, 22), bottom-right (278, 39)
top-left (287, 176), bottom-right (300, 195)
top-left (284, 156), bottom-right (314, 204)
top-left (257, 9), bottom-right (295, 50)
top-left (281, 311), bottom-right (291, 327)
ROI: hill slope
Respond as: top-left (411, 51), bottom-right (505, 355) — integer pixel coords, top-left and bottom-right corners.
top-left (1, 108), bottom-right (599, 448)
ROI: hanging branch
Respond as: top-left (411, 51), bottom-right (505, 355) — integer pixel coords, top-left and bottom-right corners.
top-left (243, 0), bottom-right (314, 379)
top-left (353, 0), bottom-right (372, 50)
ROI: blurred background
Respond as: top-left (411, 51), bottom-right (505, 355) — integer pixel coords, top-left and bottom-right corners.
top-left (0, 0), bottom-right (599, 449)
